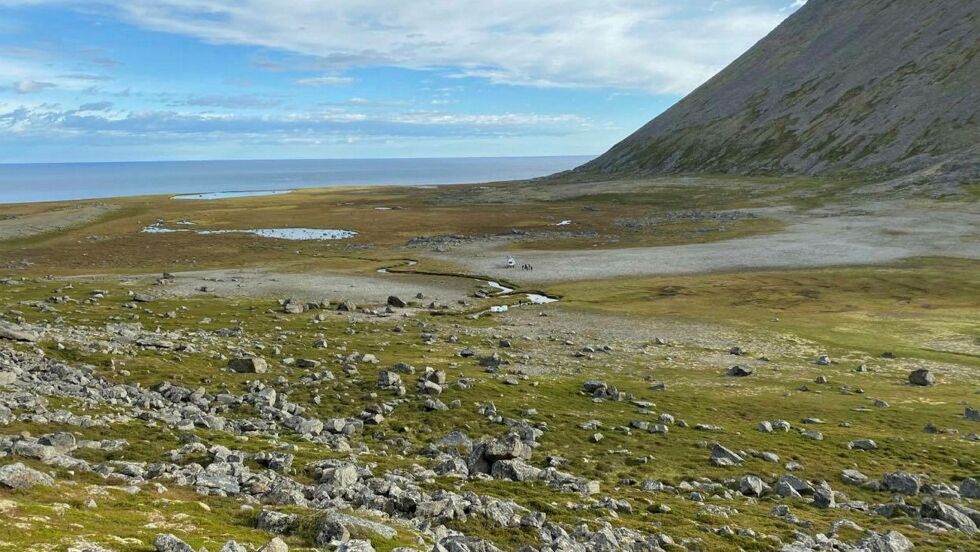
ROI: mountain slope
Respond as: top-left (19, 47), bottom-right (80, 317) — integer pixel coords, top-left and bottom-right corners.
top-left (577, 0), bottom-right (979, 188)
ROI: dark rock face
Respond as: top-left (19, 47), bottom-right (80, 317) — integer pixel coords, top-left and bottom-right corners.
top-left (576, 0), bottom-right (979, 190)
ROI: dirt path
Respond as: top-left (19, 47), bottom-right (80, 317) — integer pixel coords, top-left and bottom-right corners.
top-left (0, 203), bottom-right (117, 240)
top-left (140, 267), bottom-right (479, 305)
top-left (435, 201), bottom-right (980, 283)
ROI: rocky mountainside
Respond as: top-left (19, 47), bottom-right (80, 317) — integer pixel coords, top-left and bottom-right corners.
top-left (577, 0), bottom-right (979, 189)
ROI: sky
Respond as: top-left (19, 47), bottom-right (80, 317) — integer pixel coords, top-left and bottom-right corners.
top-left (0, 0), bottom-right (806, 163)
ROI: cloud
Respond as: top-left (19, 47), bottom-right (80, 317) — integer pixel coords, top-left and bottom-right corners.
top-left (90, 57), bottom-right (122, 67)
top-left (77, 101), bottom-right (113, 111)
top-left (295, 75), bottom-right (355, 87)
top-left (35, 0), bottom-right (796, 94)
top-left (0, 102), bottom-right (590, 140)
top-left (12, 79), bottom-right (56, 93)
top-left (182, 94), bottom-right (281, 109)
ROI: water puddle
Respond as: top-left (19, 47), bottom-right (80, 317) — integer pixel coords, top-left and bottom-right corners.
top-left (376, 260), bottom-right (417, 273)
top-left (526, 293), bottom-right (558, 304)
top-left (487, 281), bottom-right (514, 294)
top-left (172, 190), bottom-right (293, 200)
top-left (143, 224), bottom-right (356, 240)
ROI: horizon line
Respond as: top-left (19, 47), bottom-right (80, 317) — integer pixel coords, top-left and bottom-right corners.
top-left (0, 154), bottom-right (598, 168)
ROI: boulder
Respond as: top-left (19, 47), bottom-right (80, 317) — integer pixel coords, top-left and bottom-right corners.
top-left (0, 463), bottom-right (54, 489)
top-left (920, 498), bottom-right (977, 533)
top-left (848, 439), bottom-right (878, 451)
top-left (813, 486), bottom-right (835, 508)
top-left (387, 296), bottom-right (407, 308)
top-left (468, 433), bottom-right (532, 474)
top-left (257, 538), bottom-right (289, 552)
top-left (858, 531), bottom-right (914, 552)
top-left (726, 365), bottom-right (753, 377)
top-left (0, 321), bottom-right (38, 342)
top-left (154, 534), bottom-right (194, 552)
top-left (710, 443), bottom-right (744, 466)
top-left (228, 356), bottom-right (268, 374)
top-left (882, 471), bottom-right (920, 495)
top-left (313, 516), bottom-right (350, 546)
top-left (960, 477), bottom-right (980, 499)
top-left (908, 369), bottom-right (934, 386)
top-left (336, 541), bottom-right (375, 552)
top-left (739, 475), bottom-right (765, 496)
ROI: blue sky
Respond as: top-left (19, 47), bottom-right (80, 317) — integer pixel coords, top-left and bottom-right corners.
top-left (0, 0), bottom-right (805, 163)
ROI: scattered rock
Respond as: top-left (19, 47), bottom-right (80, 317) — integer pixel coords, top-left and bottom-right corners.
top-left (908, 369), bottom-right (935, 386)
top-left (228, 356), bottom-right (268, 374)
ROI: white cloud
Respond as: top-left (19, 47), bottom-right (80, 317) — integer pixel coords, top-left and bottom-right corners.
top-left (294, 75), bottom-right (355, 87)
top-left (12, 79), bottom-right (56, 93)
top-left (0, 101), bottom-right (591, 139)
top-left (31, 0), bottom-right (794, 94)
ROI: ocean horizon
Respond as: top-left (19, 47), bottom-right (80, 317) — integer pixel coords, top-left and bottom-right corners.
top-left (0, 155), bottom-right (594, 204)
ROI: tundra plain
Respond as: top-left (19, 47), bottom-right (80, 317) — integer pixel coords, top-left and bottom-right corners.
top-left (0, 176), bottom-right (978, 552)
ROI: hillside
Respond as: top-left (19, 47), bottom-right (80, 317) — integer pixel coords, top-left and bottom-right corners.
top-left (577, 0), bottom-right (980, 189)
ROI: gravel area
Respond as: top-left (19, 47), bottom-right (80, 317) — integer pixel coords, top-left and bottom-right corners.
top-left (437, 201), bottom-right (980, 283)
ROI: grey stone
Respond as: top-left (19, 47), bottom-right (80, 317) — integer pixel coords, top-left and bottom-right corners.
top-left (908, 369), bottom-right (934, 386)
top-left (960, 477), bottom-right (980, 499)
top-left (0, 321), bottom-right (39, 342)
top-left (920, 498), bottom-right (977, 533)
top-left (228, 356), bottom-right (268, 374)
top-left (882, 471), bottom-right (920, 495)
top-left (726, 365), bottom-right (753, 377)
top-left (0, 463), bottom-right (54, 489)
top-left (710, 443), bottom-right (744, 466)
top-left (858, 531), bottom-right (914, 552)
top-left (154, 534), bottom-right (194, 552)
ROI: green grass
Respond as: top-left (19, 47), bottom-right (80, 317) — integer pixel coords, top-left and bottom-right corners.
top-left (2, 256), bottom-right (979, 551)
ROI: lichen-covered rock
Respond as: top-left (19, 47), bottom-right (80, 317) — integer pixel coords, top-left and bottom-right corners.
top-left (0, 463), bottom-right (54, 490)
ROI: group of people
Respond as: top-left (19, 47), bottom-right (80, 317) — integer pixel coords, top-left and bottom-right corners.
top-left (521, 263), bottom-right (534, 271)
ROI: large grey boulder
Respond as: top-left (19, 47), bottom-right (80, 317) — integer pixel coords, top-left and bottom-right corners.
top-left (256, 510), bottom-right (298, 534)
top-left (882, 472), bottom-right (921, 495)
top-left (490, 459), bottom-right (542, 482)
top-left (228, 356), bottom-right (268, 374)
top-left (0, 463), bottom-right (54, 489)
top-left (313, 516), bottom-right (350, 547)
top-left (0, 321), bottom-right (38, 342)
top-left (739, 475), bottom-right (765, 496)
top-left (908, 369), bottom-right (934, 386)
top-left (858, 530), bottom-right (914, 552)
top-left (920, 498), bottom-right (977, 533)
top-left (337, 541), bottom-right (375, 552)
top-left (726, 365), bottom-right (753, 377)
top-left (154, 534), bottom-right (194, 552)
top-left (468, 433), bottom-right (533, 475)
top-left (257, 538), bottom-right (289, 552)
top-left (960, 477), bottom-right (980, 499)
top-left (710, 443), bottom-right (744, 466)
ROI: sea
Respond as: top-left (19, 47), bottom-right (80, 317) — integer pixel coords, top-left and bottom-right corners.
top-left (0, 156), bottom-right (593, 204)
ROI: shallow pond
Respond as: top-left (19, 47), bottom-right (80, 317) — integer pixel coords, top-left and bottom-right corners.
top-left (143, 225), bottom-right (356, 240)
top-left (171, 190), bottom-right (293, 200)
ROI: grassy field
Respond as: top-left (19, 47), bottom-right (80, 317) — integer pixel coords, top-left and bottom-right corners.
top-left (1, 252), bottom-right (978, 550)
top-left (0, 174), bottom-right (873, 274)
top-left (1, 177), bottom-right (978, 551)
